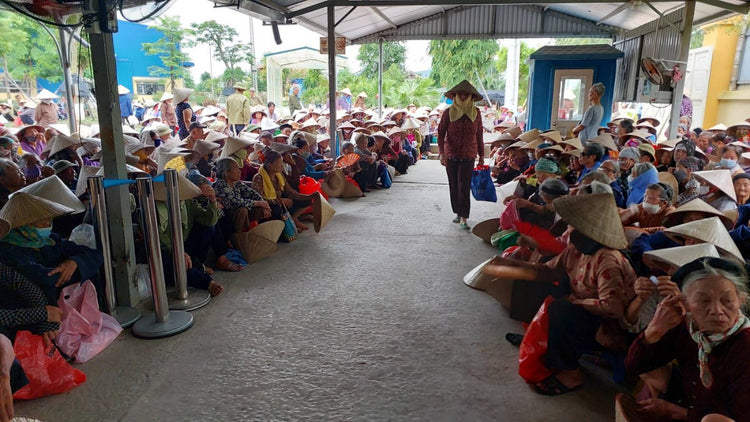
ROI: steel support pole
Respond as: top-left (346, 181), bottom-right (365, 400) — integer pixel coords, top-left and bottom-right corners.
top-left (132, 178), bottom-right (193, 339)
top-left (57, 28), bottom-right (77, 135)
top-left (88, 176), bottom-right (141, 328)
top-left (163, 170), bottom-right (211, 311)
top-left (378, 38), bottom-right (383, 119)
top-left (668, 0), bottom-right (696, 140)
top-left (86, 20), bottom-right (139, 307)
top-left (327, 6), bottom-right (339, 157)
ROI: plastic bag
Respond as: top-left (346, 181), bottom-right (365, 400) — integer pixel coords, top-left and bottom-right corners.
top-left (68, 224), bottom-right (97, 250)
top-left (12, 331), bottom-right (86, 400)
top-left (279, 206), bottom-right (297, 243)
top-left (471, 165), bottom-right (497, 202)
top-left (380, 164), bottom-right (392, 188)
top-left (56, 281), bottom-right (123, 364)
top-left (299, 176), bottom-right (329, 199)
top-left (518, 296), bottom-right (555, 384)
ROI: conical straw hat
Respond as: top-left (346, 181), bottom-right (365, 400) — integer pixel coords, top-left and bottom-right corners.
top-left (539, 130), bottom-right (563, 144)
top-left (663, 216), bottom-right (743, 261)
top-left (707, 123), bottom-right (727, 132)
top-left (444, 80), bottom-right (482, 101)
top-left (0, 192), bottom-right (73, 228)
top-left (312, 192), bottom-right (335, 233)
top-left (159, 92), bottom-right (173, 102)
top-left (463, 255), bottom-right (505, 290)
top-left (637, 117), bottom-right (660, 127)
top-left (204, 130), bottom-right (228, 145)
top-left (340, 179), bottom-right (363, 198)
top-left (657, 172), bottom-right (679, 204)
top-left (19, 175), bottom-right (86, 214)
top-left (221, 136), bottom-right (254, 159)
top-left (693, 170), bottom-right (737, 202)
top-left (290, 130), bottom-right (318, 146)
top-left (643, 244), bottom-right (720, 274)
top-left (172, 88), bottom-right (193, 105)
top-left (553, 193), bottom-right (627, 249)
top-left (250, 220), bottom-right (285, 242)
top-left (36, 89), bottom-right (58, 100)
top-left (42, 132), bottom-right (81, 159)
top-left (520, 138), bottom-right (543, 151)
top-left (590, 134), bottom-right (618, 151)
top-left (517, 128), bottom-right (540, 144)
top-left (153, 172), bottom-right (202, 202)
top-left (505, 126), bottom-right (523, 139)
top-left (49, 123), bottom-right (71, 136)
top-left (267, 142), bottom-right (297, 155)
top-left (0, 219), bottom-right (9, 239)
top-left (231, 231), bottom-right (279, 263)
top-left (559, 137), bottom-right (582, 150)
top-left (471, 218), bottom-right (500, 244)
top-left (75, 165), bottom-right (99, 197)
top-left (401, 118), bottom-right (421, 130)
top-left (321, 168), bottom-right (346, 197)
top-left (118, 85), bottom-right (130, 95)
top-left (301, 118), bottom-right (320, 130)
top-left (193, 139), bottom-right (221, 158)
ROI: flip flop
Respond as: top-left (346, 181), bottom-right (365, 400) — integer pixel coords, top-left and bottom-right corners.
top-left (460, 221), bottom-right (471, 230)
top-left (505, 333), bottom-right (524, 347)
top-left (452, 216), bottom-right (461, 223)
top-left (533, 375), bottom-right (583, 396)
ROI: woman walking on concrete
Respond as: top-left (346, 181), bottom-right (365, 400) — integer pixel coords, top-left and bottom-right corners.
top-left (438, 80), bottom-right (484, 229)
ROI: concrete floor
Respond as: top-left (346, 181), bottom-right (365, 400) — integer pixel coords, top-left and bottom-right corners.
top-left (16, 160), bottom-right (620, 421)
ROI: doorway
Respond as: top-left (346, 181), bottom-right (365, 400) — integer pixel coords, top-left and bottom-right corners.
top-left (550, 69), bottom-right (594, 137)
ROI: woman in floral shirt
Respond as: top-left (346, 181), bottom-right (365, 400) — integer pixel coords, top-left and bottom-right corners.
top-left (212, 157), bottom-right (271, 234)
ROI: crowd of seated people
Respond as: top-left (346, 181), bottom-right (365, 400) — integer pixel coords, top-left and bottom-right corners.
top-left (476, 92), bottom-right (750, 421)
top-left (0, 86), bottom-right (449, 419)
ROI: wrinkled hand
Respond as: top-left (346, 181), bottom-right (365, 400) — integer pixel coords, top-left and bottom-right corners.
top-left (49, 260), bottom-right (78, 287)
top-left (42, 330), bottom-right (58, 350)
top-left (254, 200), bottom-right (270, 210)
top-left (0, 373), bottom-right (13, 422)
top-left (41, 165), bottom-right (55, 178)
top-left (634, 277), bottom-right (657, 300)
top-left (644, 294), bottom-right (686, 344)
top-left (184, 253), bottom-right (192, 270)
top-left (637, 398), bottom-right (688, 420)
top-left (45, 305), bottom-right (62, 323)
top-left (656, 277), bottom-right (681, 298)
top-left (199, 184), bottom-right (216, 202)
top-left (477, 156), bottom-right (484, 167)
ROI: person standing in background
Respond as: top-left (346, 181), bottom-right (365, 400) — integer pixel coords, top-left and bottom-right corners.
top-left (572, 82), bottom-right (605, 142)
top-left (118, 85), bottom-right (132, 126)
top-left (159, 92), bottom-right (177, 132)
top-left (227, 83), bottom-right (252, 135)
top-left (34, 90), bottom-right (59, 128)
top-left (289, 84), bottom-right (303, 117)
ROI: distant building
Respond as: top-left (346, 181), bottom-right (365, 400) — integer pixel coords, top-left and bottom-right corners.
top-left (113, 20), bottom-right (173, 98)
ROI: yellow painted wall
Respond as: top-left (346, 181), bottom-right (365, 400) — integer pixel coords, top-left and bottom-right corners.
top-left (701, 19), bottom-right (741, 127)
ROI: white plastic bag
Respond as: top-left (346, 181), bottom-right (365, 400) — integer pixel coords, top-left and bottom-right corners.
top-left (68, 224), bottom-right (97, 250)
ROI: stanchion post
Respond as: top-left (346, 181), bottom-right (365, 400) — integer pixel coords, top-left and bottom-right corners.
top-left (163, 169), bottom-right (210, 311)
top-left (132, 177), bottom-right (193, 339)
top-left (88, 176), bottom-right (141, 328)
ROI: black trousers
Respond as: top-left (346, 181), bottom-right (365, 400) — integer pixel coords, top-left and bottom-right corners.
top-left (445, 158), bottom-right (474, 218)
top-left (545, 299), bottom-right (601, 371)
top-left (185, 223), bottom-right (229, 263)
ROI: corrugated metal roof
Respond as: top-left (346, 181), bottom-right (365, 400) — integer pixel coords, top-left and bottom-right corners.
top-left (530, 44), bottom-right (625, 60)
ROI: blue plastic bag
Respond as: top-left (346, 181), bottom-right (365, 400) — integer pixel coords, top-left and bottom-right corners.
top-left (380, 164), bottom-right (392, 188)
top-left (471, 165), bottom-right (497, 202)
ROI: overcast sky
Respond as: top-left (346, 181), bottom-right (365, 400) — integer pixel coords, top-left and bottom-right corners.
top-left (157, 2), bottom-right (432, 80)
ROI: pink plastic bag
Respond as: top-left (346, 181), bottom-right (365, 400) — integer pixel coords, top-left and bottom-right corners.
top-left (56, 281), bottom-right (122, 363)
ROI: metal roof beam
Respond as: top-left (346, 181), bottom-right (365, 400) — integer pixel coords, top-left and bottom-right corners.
top-left (369, 6), bottom-right (398, 29)
top-left (697, 0), bottom-right (750, 14)
top-left (286, 0), bottom-right (702, 19)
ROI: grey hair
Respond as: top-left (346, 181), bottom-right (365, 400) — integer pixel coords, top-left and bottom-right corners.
top-left (581, 170), bottom-right (610, 186)
top-left (631, 162), bottom-right (656, 178)
top-left (214, 157), bottom-right (237, 180)
top-left (602, 159), bottom-right (620, 174)
top-left (584, 180), bottom-right (613, 195)
top-left (591, 83), bottom-right (605, 96)
top-left (681, 261), bottom-right (749, 305)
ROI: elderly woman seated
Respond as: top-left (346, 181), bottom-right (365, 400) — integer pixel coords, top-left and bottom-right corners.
top-left (618, 257), bottom-right (750, 422)
top-left (0, 159), bottom-right (26, 206)
top-left (213, 157), bottom-right (271, 235)
top-left (485, 193), bottom-right (636, 395)
top-left (251, 149), bottom-right (316, 232)
top-left (627, 162), bottom-right (659, 206)
top-left (620, 183), bottom-right (676, 231)
top-left (0, 193), bottom-right (103, 305)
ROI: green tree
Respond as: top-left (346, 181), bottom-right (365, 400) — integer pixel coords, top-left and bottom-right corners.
top-left (142, 16), bottom-right (193, 90)
top-left (428, 40), bottom-right (499, 88)
top-left (191, 20), bottom-right (254, 85)
top-left (0, 11), bottom-right (62, 90)
top-left (357, 42), bottom-right (406, 79)
top-left (495, 42), bottom-right (535, 106)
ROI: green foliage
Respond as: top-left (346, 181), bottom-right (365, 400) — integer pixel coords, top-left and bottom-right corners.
top-left (191, 20), bottom-right (254, 85)
top-left (142, 16), bottom-right (194, 90)
top-left (428, 40), bottom-right (499, 89)
top-left (690, 29), bottom-right (705, 49)
top-left (0, 11), bottom-right (63, 86)
top-left (257, 56), bottom-right (267, 93)
top-left (495, 42), bottom-right (535, 106)
top-left (356, 42), bottom-right (406, 79)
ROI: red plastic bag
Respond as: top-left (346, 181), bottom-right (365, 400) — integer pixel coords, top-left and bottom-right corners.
top-left (299, 176), bottom-right (329, 200)
top-left (12, 331), bottom-right (86, 400)
top-left (56, 281), bottom-right (122, 363)
top-left (500, 200), bottom-right (520, 230)
top-left (518, 296), bottom-right (555, 384)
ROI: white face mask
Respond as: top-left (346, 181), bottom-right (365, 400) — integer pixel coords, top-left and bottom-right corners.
top-left (642, 202), bottom-right (661, 214)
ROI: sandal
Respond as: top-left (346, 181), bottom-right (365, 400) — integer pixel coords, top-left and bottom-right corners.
top-left (460, 221), bottom-right (471, 230)
top-left (505, 333), bottom-right (524, 347)
top-left (452, 216), bottom-right (461, 223)
top-left (533, 375), bottom-right (583, 396)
